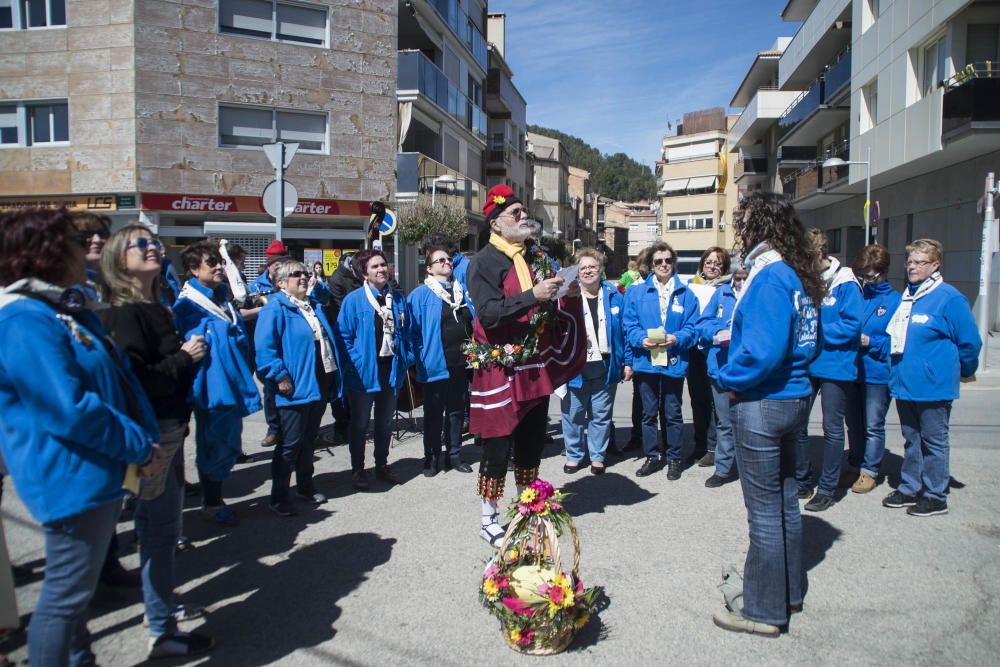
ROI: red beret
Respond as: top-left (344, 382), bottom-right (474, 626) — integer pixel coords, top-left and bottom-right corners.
top-left (483, 184), bottom-right (522, 222)
top-left (265, 240), bottom-right (288, 258)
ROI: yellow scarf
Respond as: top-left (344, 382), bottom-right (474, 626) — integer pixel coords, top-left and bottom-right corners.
top-left (489, 233), bottom-right (533, 291)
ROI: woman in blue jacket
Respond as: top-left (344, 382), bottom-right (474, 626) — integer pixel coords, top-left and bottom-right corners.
top-left (336, 249), bottom-right (411, 491)
top-left (256, 259), bottom-right (341, 516)
top-left (408, 240), bottom-right (474, 476)
top-left (883, 239), bottom-right (981, 517)
top-left (560, 248), bottom-right (631, 475)
top-left (798, 230), bottom-right (864, 512)
top-left (843, 245), bottom-right (901, 494)
top-left (0, 208), bottom-right (164, 665)
top-left (623, 240), bottom-right (700, 481)
top-left (712, 191), bottom-right (823, 637)
top-left (174, 241), bottom-right (262, 527)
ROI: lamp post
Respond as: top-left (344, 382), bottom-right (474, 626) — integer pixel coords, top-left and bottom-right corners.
top-left (822, 146), bottom-right (872, 245)
top-left (431, 174), bottom-right (457, 206)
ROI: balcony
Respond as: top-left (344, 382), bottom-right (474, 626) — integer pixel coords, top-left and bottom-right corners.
top-left (396, 152), bottom-right (486, 215)
top-left (778, 0), bottom-right (852, 89)
top-left (778, 82), bottom-right (820, 135)
top-left (942, 63), bottom-right (1000, 141)
top-left (776, 145), bottom-right (817, 168)
top-left (781, 140), bottom-right (851, 209)
top-left (776, 74), bottom-right (849, 147)
top-left (822, 49), bottom-right (851, 103)
top-left (735, 152), bottom-right (768, 184)
top-left (398, 50), bottom-right (487, 143)
top-left (487, 140), bottom-right (516, 165)
top-left (486, 65), bottom-right (521, 116)
top-left (424, 0), bottom-right (488, 71)
top-left (729, 88), bottom-right (803, 151)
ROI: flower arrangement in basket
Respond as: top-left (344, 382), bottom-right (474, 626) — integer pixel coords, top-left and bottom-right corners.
top-left (479, 479), bottom-right (600, 655)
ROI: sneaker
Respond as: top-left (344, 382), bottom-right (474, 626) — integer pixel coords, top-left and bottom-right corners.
top-left (666, 460), bottom-right (682, 481)
top-left (202, 506), bottom-right (239, 527)
top-left (705, 473), bottom-right (736, 488)
top-left (635, 457), bottom-right (663, 477)
top-left (446, 456), bottom-right (473, 473)
top-left (804, 494), bottom-right (836, 512)
top-left (236, 452), bottom-right (254, 464)
top-left (851, 471), bottom-right (877, 494)
top-left (697, 451), bottom-right (715, 467)
top-left (148, 631), bottom-right (215, 659)
top-left (907, 496), bottom-right (948, 517)
top-left (294, 489), bottom-right (327, 504)
top-left (837, 469), bottom-right (860, 489)
top-left (260, 432), bottom-right (280, 448)
top-left (143, 603), bottom-right (207, 627)
top-left (712, 609), bottom-right (780, 637)
top-left (375, 464), bottom-right (400, 485)
top-left (797, 487), bottom-right (814, 501)
top-left (175, 536), bottom-right (195, 553)
top-left (882, 490), bottom-right (919, 508)
top-left (269, 500), bottom-right (297, 517)
top-left (352, 470), bottom-right (370, 490)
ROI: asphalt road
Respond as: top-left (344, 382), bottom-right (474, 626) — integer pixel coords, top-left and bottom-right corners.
top-left (4, 373), bottom-right (1000, 666)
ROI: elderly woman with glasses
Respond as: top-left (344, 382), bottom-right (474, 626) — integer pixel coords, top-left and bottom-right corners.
top-left (255, 260), bottom-right (341, 516)
top-left (882, 239), bottom-right (980, 517)
top-left (623, 240), bottom-right (700, 481)
top-left (70, 211), bottom-right (111, 302)
top-left (173, 241), bottom-right (261, 527)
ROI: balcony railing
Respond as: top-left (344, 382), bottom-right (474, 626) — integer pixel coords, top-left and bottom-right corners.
top-left (425, 0), bottom-right (487, 71)
top-left (398, 50), bottom-right (486, 142)
top-left (942, 62), bottom-right (1000, 139)
top-left (823, 50), bottom-right (851, 102)
top-left (778, 80), bottom-right (821, 134)
top-left (741, 154), bottom-right (768, 174)
top-left (781, 141), bottom-right (848, 201)
top-left (397, 152), bottom-right (486, 215)
top-left (776, 145), bottom-right (817, 164)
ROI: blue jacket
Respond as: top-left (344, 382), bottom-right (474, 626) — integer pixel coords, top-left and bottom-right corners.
top-left (718, 262), bottom-right (819, 399)
top-left (452, 252), bottom-right (470, 298)
top-left (622, 275), bottom-right (700, 377)
top-left (0, 296), bottom-right (157, 523)
top-left (568, 281), bottom-right (631, 388)
top-left (336, 283), bottom-right (411, 393)
top-left (255, 291), bottom-right (342, 406)
top-left (173, 279), bottom-right (262, 416)
top-left (250, 270), bottom-right (276, 296)
top-left (407, 281), bottom-right (474, 383)
top-left (888, 281), bottom-right (981, 402)
top-left (308, 278), bottom-right (332, 306)
top-left (695, 283), bottom-right (738, 383)
top-left (857, 281), bottom-right (901, 385)
top-left (810, 275), bottom-right (863, 382)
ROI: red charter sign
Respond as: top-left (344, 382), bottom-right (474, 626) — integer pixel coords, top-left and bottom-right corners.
top-left (140, 193), bottom-right (371, 217)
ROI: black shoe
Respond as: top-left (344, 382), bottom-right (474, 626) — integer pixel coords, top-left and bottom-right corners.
top-left (697, 452), bottom-right (715, 467)
top-left (705, 473), bottom-right (735, 488)
top-left (175, 536), bottom-right (195, 553)
top-left (260, 432), bottom-right (280, 448)
top-left (183, 482), bottom-right (201, 498)
top-left (268, 501), bottom-right (297, 517)
top-left (882, 490), bottom-right (919, 508)
top-left (906, 496), bottom-right (948, 517)
top-left (666, 460), bottom-right (682, 481)
top-left (635, 458), bottom-right (663, 477)
top-left (375, 464), bottom-right (400, 485)
top-left (236, 453), bottom-right (253, 464)
top-left (294, 489), bottom-right (327, 504)
top-left (804, 493), bottom-right (836, 512)
top-left (448, 456), bottom-right (472, 473)
top-left (148, 630), bottom-right (215, 659)
top-left (590, 463), bottom-right (606, 475)
top-left (563, 462), bottom-right (583, 474)
top-left (423, 456), bottom-right (439, 478)
top-left (352, 470), bottom-right (370, 490)
top-left (797, 486), bottom-right (814, 500)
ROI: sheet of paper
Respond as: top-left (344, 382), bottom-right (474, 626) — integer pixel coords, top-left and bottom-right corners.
top-left (554, 265), bottom-right (579, 299)
top-left (647, 327), bottom-right (670, 367)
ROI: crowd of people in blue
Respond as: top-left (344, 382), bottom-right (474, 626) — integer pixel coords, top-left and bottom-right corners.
top-left (0, 185), bottom-right (983, 663)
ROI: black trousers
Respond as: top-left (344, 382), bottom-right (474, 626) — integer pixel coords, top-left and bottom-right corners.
top-left (479, 401), bottom-right (548, 479)
top-left (423, 368), bottom-right (468, 460)
top-left (686, 347), bottom-right (715, 456)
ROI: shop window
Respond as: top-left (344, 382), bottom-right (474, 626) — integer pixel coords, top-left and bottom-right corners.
top-left (0, 100), bottom-right (68, 146)
top-left (218, 104), bottom-right (327, 153)
top-left (219, 0), bottom-right (328, 47)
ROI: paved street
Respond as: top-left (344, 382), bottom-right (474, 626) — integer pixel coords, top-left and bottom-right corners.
top-left (4, 374), bottom-right (1000, 666)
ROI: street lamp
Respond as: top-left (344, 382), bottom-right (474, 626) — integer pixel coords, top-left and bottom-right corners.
top-left (822, 146), bottom-right (873, 245)
top-left (431, 174), bottom-right (458, 206)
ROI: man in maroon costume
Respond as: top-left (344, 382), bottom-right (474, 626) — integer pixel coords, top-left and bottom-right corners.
top-left (466, 184), bottom-right (586, 546)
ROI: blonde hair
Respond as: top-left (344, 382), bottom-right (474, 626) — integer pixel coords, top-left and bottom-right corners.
top-left (905, 238), bottom-right (943, 264)
top-left (99, 224), bottom-right (163, 305)
top-left (573, 247), bottom-right (604, 267)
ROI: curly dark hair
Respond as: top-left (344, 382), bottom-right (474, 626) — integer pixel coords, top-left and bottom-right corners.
top-left (352, 248), bottom-right (387, 281)
top-left (0, 207), bottom-right (83, 286)
top-left (180, 240), bottom-right (222, 273)
top-left (734, 191), bottom-right (825, 305)
top-left (421, 234), bottom-right (458, 256)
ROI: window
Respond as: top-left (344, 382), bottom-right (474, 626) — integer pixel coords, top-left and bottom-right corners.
top-left (667, 211), bottom-right (713, 231)
top-left (1, 0), bottom-right (65, 29)
top-left (921, 35), bottom-right (948, 96)
top-left (628, 224), bottom-right (638, 231)
top-left (0, 100), bottom-right (68, 146)
top-left (826, 228), bottom-right (842, 254)
top-left (218, 104), bottom-right (327, 153)
top-left (967, 24), bottom-right (1000, 63)
top-left (219, 0), bottom-right (328, 47)
top-left (861, 79), bottom-right (878, 133)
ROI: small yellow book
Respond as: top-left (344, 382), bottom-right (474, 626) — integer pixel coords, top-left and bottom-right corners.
top-left (647, 327), bottom-right (670, 367)
top-left (122, 464), bottom-right (140, 495)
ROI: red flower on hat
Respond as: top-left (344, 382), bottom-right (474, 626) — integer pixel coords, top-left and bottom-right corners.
top-left (483, 184), bottom-right (519, 219)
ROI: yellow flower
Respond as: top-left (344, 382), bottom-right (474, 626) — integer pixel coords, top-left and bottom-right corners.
top-left (506, 548), bottom-right (519, 561)
top-left (574, 613), bottom-right (590, 629)
top-left (482, 578), bottom-right (501, 600)
top-left (494, 195), bottom-right (507, 205)
top-left (519, 488), bottom-right (538, 504)
top-left (509, 629), bottom-right (521, 643)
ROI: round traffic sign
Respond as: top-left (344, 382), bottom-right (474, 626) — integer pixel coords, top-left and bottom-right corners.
top-left (262, 179), bottom-right (298, 218)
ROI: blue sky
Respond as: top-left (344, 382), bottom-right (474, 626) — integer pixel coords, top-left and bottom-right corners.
top-left (487, 0), bottom-right (794, 169)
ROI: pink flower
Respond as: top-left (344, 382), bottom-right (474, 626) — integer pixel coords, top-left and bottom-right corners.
top-left (483, 564), bottom-right (499, 579)
top-left (529, 497), bottom-right (546, 513)
top-left (517, 629), bottom-right (534, 646)
top-left (517, 502), bottom-right (530, 515)
top-left (503, 344), bottom-right (515, 354)
top-left (497, 577), bottom-right (509, 590)
top-left (502, 596), bottom-right (535, 616)
top-left (529, 479), bottom-right (554, 500)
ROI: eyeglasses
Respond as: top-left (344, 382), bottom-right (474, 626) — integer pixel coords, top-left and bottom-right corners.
top-left (905, 259), bottom-right (935, 267)
top-left (428, 257), bottom-right (452, 266)
top-left (200, 255), bottom-right (225, 268)
top-left (703, 260), bottom-right (724, 267)
top-left (87, 229), bottom-right (110, 241)
top-left (286, 270), bottom-right (308, 279)
top-left (500, 207), bottom-right (528, 218)
top-left (653, 257), bottom-right (676, 267)
top-left (855, 271), bottom-right (881, 283)
top-left (126, 238), bottom-right (164, 254)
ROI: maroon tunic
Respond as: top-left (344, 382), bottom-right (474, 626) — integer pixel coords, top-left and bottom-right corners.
top-left (469, 264), bottom-right (586, 438)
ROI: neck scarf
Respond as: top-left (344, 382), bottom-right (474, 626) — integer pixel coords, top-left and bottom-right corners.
top-left (692, 273), bottom-right (732, 288)
top-left (424, 276), bottom-right (466, 321)
top-left (583, 288), bottom-right (608, 362)
top-left (821, 257), bottom-right (859, 294)
top-left (286, 292), bottom-right (336, 373)
top-left (178, 281), bottom-right (237, 324)
top-left (654, 276), bottom-right (674, 326)
top-left (734, 243), bottom-right (782, 313)
top-left (364, 281), bottom-right (395, 357)
top-left (886, 272), bottom-right (943, 355)
top-left (489, 232), bottom-right (533, 292)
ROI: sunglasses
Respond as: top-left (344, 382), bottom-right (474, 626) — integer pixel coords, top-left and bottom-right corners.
top-left (500, 207), bottom-right (528, 218)
top-left (286, 270), bottom-right (308, 279)
top-left (653, 257), bottom-right (676, 267)
top-left (855, 272), bottom-right (881, 283)
top-left (87, 229), bottom-right (111, 241)
top-left (428, 257), bottom-right (452, 266)
top-left (126, 238), bottom-right (164, 253)
top-left (200, 255), bottom-right (225, 268)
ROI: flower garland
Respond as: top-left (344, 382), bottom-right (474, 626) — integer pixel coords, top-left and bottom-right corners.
top-left (464, 243), bottom-right (558, 371)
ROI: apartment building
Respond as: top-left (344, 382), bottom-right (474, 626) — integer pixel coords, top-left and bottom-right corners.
top-left (657, 108), bottom-right (739, 275)
top-left (527, 130), bottom-right (574, 240)
top-left (0, 0), bottom-right (397, 275)
top-left (484, 13), bottom-right (529, 202)
top-left (567, 165), bottom-right (597, 249)
top-left (731, 0), bottom-right (1000, 328)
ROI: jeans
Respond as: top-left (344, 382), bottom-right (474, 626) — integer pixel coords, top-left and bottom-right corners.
top-left (422, 368), bottom-right (468, 461)
top-left (686, 348), bottom-right (716, 455)
top-left (847, 383), bottom-right (891, 478)
top-left (347, 360), bottom-right (396, 472)
top-left (135, 422), bottom-right (186, 639)
top-left (262, 379), bottom-right (280, 436)
top-left (896, 400), bottom-right (952, 501)
top-left (710, 381), bottom-right (736, 478)
top-left (272, 399), bottom-right (327, 502)
top-left (732, 396), bottom-right (810, 626)
top-left (636, 372), bottom-right (684, 462)
top-left (561, 360), bottom-right (618, 464)
top-left (795, 379), bottom-right (863, 495)
top-left (29, 500), bottom-right (121, 667)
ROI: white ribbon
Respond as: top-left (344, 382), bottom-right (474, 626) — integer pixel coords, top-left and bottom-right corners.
top-left (886, 271), bottom-right (943, 355)
top-left (423, 276), bottom-right (466, 321)
top-left (363, 281), bottom-right (395, 357)
top-left (733, 243), bottom-right (782, 314)
top-left (286, 292), bottom-right (337, 374)
top-left (178, 281), bottom-right (237, 325)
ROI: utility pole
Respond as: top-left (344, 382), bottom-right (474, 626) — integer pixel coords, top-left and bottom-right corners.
top-left (979, 172), bottom-right (997, 370)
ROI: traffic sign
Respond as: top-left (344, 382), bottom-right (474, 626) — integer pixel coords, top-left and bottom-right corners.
top-left (379, 207), bottom-right (398, 235)
top-left (263, 142), bottom-right (298, 170)
top-left (262, 179), bottom-right (298, 218)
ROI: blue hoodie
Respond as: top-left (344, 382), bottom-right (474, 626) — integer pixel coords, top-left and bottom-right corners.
top-left (255, 291), bottom-right (342, 406)
top-left (0, 293), bottom-right (157, 523)
top-left (251, 269), bottom-right (276, 297)
top-left (451, 252), bottom-right (470, 298)
top-left (857, 281), bottom-right (901, 385)
top-left (622, 275), bottom-right (700, 378)
top-left (173, 278), bottom-right (262, 415)
top-left (407, 280), bottom-right (475, 383)
top-left (718, 261), bottom-right (819, 399)
top-left (335, 283), bottom-right (411, 393)
top-left (695, 283), bottom-right (738, 383)
top-left (809, 272), bottom-right (863, 382)
top-left (888, 280), bottom-right (981, 402)
top-left (567, 281), bottom-right (631, 388)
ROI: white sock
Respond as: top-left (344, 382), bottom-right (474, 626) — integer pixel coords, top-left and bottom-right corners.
top-left (480, 499), bottom-right (497, 525)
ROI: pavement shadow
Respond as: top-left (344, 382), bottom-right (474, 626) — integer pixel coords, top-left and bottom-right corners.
top-left (560, 474), bottom-right (656, 517)
top-left (801, 514), bottom-right (842, 600)
top-left (312, 454), bottom-right (427, 498)
top-left (567, 587), bottom-right (611, 651)
top-left (868, 450), bottom-right (966, 492)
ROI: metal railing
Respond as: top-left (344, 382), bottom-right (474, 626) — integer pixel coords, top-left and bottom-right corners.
top-left (943, 61), bottom-right (1000, 89)
top-left (398, 51), bottom-right (486, 142)
top-left (425, 0), bottom-right (487, 71)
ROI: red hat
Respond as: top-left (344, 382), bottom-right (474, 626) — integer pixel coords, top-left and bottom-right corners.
top-left (265, 240), bottom-right (288, 258)
top-left (483, 184), bottom-right (522, 222)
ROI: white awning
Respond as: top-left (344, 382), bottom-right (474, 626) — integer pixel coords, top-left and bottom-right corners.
top-left (686, 175), bottom-right (719, 190)
top-left (667, 142), bottom-right (718, 162)
top-left (658, 178), bottom-right (689, 193)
